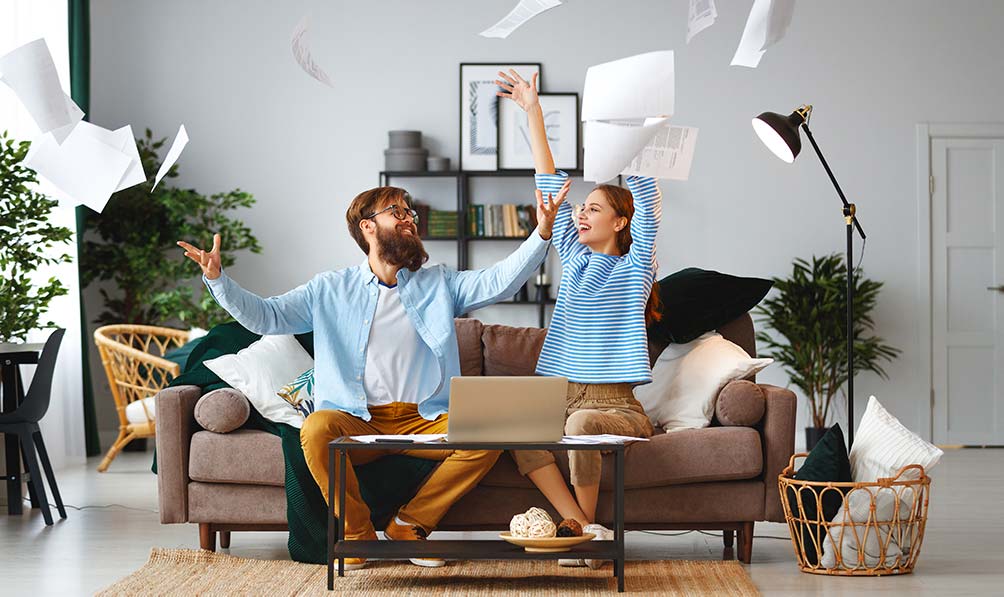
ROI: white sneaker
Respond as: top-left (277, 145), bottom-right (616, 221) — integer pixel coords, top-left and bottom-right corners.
top-left (582, 523), bottom-right (613, 570)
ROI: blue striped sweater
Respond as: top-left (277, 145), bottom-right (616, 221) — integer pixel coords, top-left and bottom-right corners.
top-left (534, 171), bottom-right (661, 384)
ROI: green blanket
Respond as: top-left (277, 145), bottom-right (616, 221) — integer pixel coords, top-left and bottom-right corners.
top-left (161, 322), bottom-right (437, 564)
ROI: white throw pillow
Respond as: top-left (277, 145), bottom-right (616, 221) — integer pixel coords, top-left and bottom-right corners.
top-left (819, 486), bottom-right (910, 569)
top-left (633, 332), bottom-right (773, 431)
top-left (203, 335), bottom-right (314, 428)
top-left (850, 396), bottom-right (943, 482)
top-left (125, 396), bottom-right (157, 424)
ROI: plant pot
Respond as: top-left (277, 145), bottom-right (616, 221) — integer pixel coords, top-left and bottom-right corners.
top-left (804, 426), bottom-right (829, 451)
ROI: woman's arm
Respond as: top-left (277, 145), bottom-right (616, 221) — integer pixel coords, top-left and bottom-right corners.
top-left (625, 176), bottom-right (662, 270)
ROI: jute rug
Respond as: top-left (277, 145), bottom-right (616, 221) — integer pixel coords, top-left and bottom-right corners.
top-left (98, 548), bottom-right (759, 596)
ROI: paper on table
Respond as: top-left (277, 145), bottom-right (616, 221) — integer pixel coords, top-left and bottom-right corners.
top-left (153, 125), bottom-right (189, 190)
top-left (686, 0), bottom-right (718, 44)
top-left (623, 125), bottom-right (699, 181)
top-left (731, 0), bottom-right (796, 68)
top-left (291, 16), bottom-right (334, 88)
top-left (581, 51), bottom-right (674, 122)
top-left (479, 0), bottom-right (562, 39)
top-left (560, 434), bottom-right (651, 444)
top-left (25, 125), bottom-right (133, 213)
top-left (349, 434), bottom-right (447, 444)
top-left (582, 118), bottom-right (669, 183)
top-left (0, 39), bottom-right (75, 136)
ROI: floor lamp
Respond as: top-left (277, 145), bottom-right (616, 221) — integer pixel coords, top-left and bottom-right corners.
top-left (752, 105), bottom-right (866, 447)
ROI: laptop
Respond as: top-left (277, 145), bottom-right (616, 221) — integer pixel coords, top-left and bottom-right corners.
top-left (447, 376), bottom-right (568, 443)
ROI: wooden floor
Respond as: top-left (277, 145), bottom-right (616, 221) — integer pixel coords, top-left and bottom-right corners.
top-left (1, 448), bottom-right (1001, 595)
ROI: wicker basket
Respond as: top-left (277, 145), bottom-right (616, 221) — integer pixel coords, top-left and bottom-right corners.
top-left (778, 453), bottom-right (931, 576)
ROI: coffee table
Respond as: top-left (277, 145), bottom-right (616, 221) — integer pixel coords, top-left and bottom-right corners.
top-left (327, 438), bottom-right (627, 592)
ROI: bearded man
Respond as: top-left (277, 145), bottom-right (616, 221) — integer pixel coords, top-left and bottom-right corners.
top-left (177, 182), bottom-right (568, 569)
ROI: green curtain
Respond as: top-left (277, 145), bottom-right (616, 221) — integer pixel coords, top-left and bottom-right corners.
top-left (69, 0), bottom-right (100, 457)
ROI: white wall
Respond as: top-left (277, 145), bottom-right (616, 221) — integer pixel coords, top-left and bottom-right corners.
top-left (88, 0), bottom-right (1004, 443)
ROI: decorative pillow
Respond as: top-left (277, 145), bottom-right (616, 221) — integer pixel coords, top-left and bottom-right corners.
top-left (648, 267), bottom-right (773, 345)
top-left (819, 486), bottom-right (904, 570)
top-left (714, 380), bottom-right (766, 427)
top-left (849, 396), bottom-right (944, 482)
top-left (277, 368), bottom-right (316, 419)
top-left (633, 332), bottom-right (773, 431)
top-left (194, 388), bottom-right (251, 433)
top-left (786, 424), bottom-right (852, 565)
top-left (203, 335), bottom-right (314, 428)
top-left (124, 396), bottom-right (157, 424)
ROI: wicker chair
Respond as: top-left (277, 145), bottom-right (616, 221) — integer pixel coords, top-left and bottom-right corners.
top-left (94, 324), bottom-right (189, 472)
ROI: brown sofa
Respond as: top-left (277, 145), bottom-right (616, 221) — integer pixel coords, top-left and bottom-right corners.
top-left (156, 313), bottom-right (795, 562)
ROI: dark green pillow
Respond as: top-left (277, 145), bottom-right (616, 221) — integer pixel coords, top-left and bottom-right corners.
top-left (648, 268), bottom-right (773, 345)
top-left (787, 424), bottom-right (852, 565)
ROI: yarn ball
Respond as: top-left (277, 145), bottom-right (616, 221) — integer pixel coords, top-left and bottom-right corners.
top-left (509, 507), bottom-right (556, 538)
top-left (556, 518), bottom-right (583, 537)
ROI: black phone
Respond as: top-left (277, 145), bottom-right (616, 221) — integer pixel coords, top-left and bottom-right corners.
top-left (374, 438), bottom-right (415, 443)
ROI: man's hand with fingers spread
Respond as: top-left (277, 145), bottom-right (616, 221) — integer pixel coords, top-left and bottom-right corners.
top-left (177, 233), bottom-right (222, 280)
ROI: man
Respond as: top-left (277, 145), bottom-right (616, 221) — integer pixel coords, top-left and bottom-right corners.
top-left (177, 182), bottom-right (568, 569)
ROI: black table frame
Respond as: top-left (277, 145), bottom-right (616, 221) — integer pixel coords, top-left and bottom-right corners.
top-left (327, 438), bottom-right (627, 592)
top-left (2, 349), bottom-right (40, 515)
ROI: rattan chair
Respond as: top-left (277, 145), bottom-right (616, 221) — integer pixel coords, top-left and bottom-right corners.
top-left (94, 324), bottom-right (189, 472)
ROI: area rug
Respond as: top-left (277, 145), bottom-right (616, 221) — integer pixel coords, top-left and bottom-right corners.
top-left (98, 548), bottom-right (760, 596)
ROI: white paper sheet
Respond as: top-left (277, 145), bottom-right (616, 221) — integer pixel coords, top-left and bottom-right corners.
top-left (581, 51), bottom-right (674, 122)
top-left (50, 94), bottom-right (85, 144)
top-left (153, 125), bottom-right (189, 190)
top-left (290, 16), bottom-right (334, 88)
top-left (560, 434), bottom-right (651, 444)
top-left (0, 39), bottom-right (75, 136)
top-left (479, 0), bottom-right (562, 39)
top-left (72, 122), bottom-right (146, 191)
top-left (731, 0), bottom-right (796, 68)
top-left (25, 125), bottom-right (133, 213)
top-left (686, 0), bottom-right (718, 44)
top-left (623, 125), bottom-right (699, 181)
top-left (583, 118), bottom-right (669, 183)
top-left (349, 434), bottom-right (447, 444)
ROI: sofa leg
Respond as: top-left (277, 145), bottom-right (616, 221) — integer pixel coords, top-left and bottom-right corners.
top-left (220, 530), bottom-right (231, 549)
top-left (737, 522), bottom-right (753, 564)
top-left (199, 523), bottom-right (216, 551)
top-left (723, 529), bottom-right (734, 549)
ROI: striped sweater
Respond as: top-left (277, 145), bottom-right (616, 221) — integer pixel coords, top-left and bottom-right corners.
top-left (534, 171), bottom-right (661, 384)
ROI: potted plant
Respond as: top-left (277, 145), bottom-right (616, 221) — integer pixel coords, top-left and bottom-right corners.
top-left (0, 131), bottom-right (73, 345)
top-left (755, 254), bottom-right (900, 450)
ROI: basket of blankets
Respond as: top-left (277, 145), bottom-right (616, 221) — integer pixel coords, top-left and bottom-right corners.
top-left (778, 396), bottom-right (943, 576)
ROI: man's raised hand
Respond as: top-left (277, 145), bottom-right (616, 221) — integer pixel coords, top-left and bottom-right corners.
top-left (177, 233), bottom-right (222, 280)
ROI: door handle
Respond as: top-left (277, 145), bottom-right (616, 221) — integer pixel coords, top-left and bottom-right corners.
top-left (988, 285), bottom-right (1004, 292)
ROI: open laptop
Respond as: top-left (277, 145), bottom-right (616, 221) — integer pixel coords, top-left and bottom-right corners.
top-left (447, 376), bottom-right (568, 443)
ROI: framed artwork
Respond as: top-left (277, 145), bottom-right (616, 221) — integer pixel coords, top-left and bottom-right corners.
top-left (459, 62), bottom-right (541, 171)
top-left (497, 92), bottom-right (580, 171)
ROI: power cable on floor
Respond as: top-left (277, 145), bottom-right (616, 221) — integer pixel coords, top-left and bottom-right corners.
top-left (23, 497), bottom-right (158, 513)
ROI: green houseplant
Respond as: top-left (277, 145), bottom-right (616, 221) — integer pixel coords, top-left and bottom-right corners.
top-left (0, 131), bottom-right (73, 344)
top-left (755, 254), bottom-right (900, 449)
top-left (80, 129), bottom-right (261, 329)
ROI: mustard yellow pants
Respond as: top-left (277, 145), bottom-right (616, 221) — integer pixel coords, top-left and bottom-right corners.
top-left (300, 402), bottom-right (500, 539)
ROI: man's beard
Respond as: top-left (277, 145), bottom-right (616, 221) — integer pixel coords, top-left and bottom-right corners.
top-left (376, 221), bottom-right (428, 271)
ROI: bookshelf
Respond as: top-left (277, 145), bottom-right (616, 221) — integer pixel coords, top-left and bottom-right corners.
top-left (379, 170), bottom-right (583, 327)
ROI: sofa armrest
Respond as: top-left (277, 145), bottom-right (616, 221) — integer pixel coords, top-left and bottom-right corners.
top-left (155, 385), bottom-right (203, 523)
top-left (757, 383), bottom-right (796, 523)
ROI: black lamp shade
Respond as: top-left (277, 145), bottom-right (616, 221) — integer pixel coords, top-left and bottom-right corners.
top-left (752, 111), bottom-right (805, 163)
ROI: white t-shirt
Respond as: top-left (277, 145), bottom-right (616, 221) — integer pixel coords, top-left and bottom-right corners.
top-left (363, 283), bottom-right (436, 406)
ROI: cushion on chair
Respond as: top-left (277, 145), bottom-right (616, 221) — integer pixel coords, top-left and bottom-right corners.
top-left (194, 388), bottom-right (251, 433)
top-left (715, 380), bottom-right (766, 426)
top-left (124, 396), bottom-right (157, 424)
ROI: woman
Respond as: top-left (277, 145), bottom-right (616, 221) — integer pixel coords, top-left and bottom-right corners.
top-left (496, 70), bottom-right (661, 566)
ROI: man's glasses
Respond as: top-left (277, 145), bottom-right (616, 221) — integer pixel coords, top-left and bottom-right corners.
top-left (365, 204), bottom-right (420, 223)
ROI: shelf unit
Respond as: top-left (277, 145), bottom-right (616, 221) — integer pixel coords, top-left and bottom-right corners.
top-left (379, 170), bottom-right (582, 327)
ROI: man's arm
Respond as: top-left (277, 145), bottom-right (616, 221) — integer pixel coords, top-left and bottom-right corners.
top-left (446, 232), bottom-right (550, 315)
top-left (204, 270), bottom-right (315, 335)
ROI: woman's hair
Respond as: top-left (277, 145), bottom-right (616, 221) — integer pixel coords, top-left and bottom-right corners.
top-left (593, 184), bottom-right (663, 327)
top-left (345, 186), bottom-right (412, 253)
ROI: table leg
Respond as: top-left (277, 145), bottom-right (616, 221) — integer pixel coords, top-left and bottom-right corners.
top-left (615, 446), bottom-right (625, 592)
top-left (327, 444), bottom-right (334, 590)
top-left (338, 448), bottom-right (347, 578)
top-left (3, 362), bottom-right (23, 516)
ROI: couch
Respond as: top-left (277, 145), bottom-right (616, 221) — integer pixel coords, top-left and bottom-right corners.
top-left (156, 313), bottom-right (795, 562)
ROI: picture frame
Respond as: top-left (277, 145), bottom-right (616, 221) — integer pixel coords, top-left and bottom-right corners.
top-left (459, 62), bottom-right (541, 171)
top-left (497, 92), bottom-right (580, 171)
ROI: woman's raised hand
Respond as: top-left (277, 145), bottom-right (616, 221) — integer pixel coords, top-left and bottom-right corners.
top-left (496, 69), bottom-right (539, 112)
top-left (535, 178), bottom-right (571, 241)
top-left (177, 233), bottom-right (222, 280)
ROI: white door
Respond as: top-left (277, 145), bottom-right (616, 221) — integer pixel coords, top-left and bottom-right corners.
top-left (931, 137), bottom-right (1004, 445)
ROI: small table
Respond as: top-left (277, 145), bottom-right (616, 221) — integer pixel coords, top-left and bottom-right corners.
top-left (1, 343), bottom-right (42, 516)
top-left (327, 438), bottom-right (627, 592)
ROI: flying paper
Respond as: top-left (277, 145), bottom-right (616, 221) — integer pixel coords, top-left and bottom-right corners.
top-left (623, 125), bottom-right (699, 181)
top-left (153, 125), bottom-right (189, 190)
top-left (291, 16), bottom-right (334, 88)
top-left (581, 51), bottom-right (674, 122)
top-left (731, 0), bottom-right (796, 68)
top-left (686, 0), bottom-right (718, 44)
top-left (479, 0), bottom-right (562, 39)
top-left (0, 39), bottom-right (76, 137)
top-left (583, 119), bottom-right (670, 183)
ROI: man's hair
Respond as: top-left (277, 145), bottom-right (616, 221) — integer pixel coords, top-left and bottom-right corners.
top-left (345, 186), bottom-right (412, 253)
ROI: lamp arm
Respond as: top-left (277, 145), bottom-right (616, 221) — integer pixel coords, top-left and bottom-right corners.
top-left (800, 122), bottom-right (866, 241)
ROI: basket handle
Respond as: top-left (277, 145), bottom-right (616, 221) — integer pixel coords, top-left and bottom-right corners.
top-left (782, 453), bottom-right (809, 476)
top-left (876, 463), bottom-right (927, 486)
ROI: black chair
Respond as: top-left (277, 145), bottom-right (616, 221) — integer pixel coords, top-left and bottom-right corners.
top-left (0, 328), bottom-right (66, 525)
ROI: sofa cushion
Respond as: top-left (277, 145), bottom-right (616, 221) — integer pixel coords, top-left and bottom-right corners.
top-left (454, 318), bottom-right (484, 376)
top-left (480, 426), bottom-right (763, 490)
top-left (715, 380), bottom-right (766, 427)
top-left (482, 324), bottom-right (546, 376)
top-left (189, 429), bottom-right (284, 487)
top-left (194, 388), bottom-right (250, 433)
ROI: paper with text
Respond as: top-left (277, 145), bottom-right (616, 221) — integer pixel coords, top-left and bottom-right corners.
top-left (479, 0), bottom-right (562, 39)
top-left (623, 125), bottom-right (699, 181)
top-left (349, 434), bottom-right (447, 444)
top-left (686, 0), bottom-right (718, 44)
top-left (583, 118), bottom-right (670, 183)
